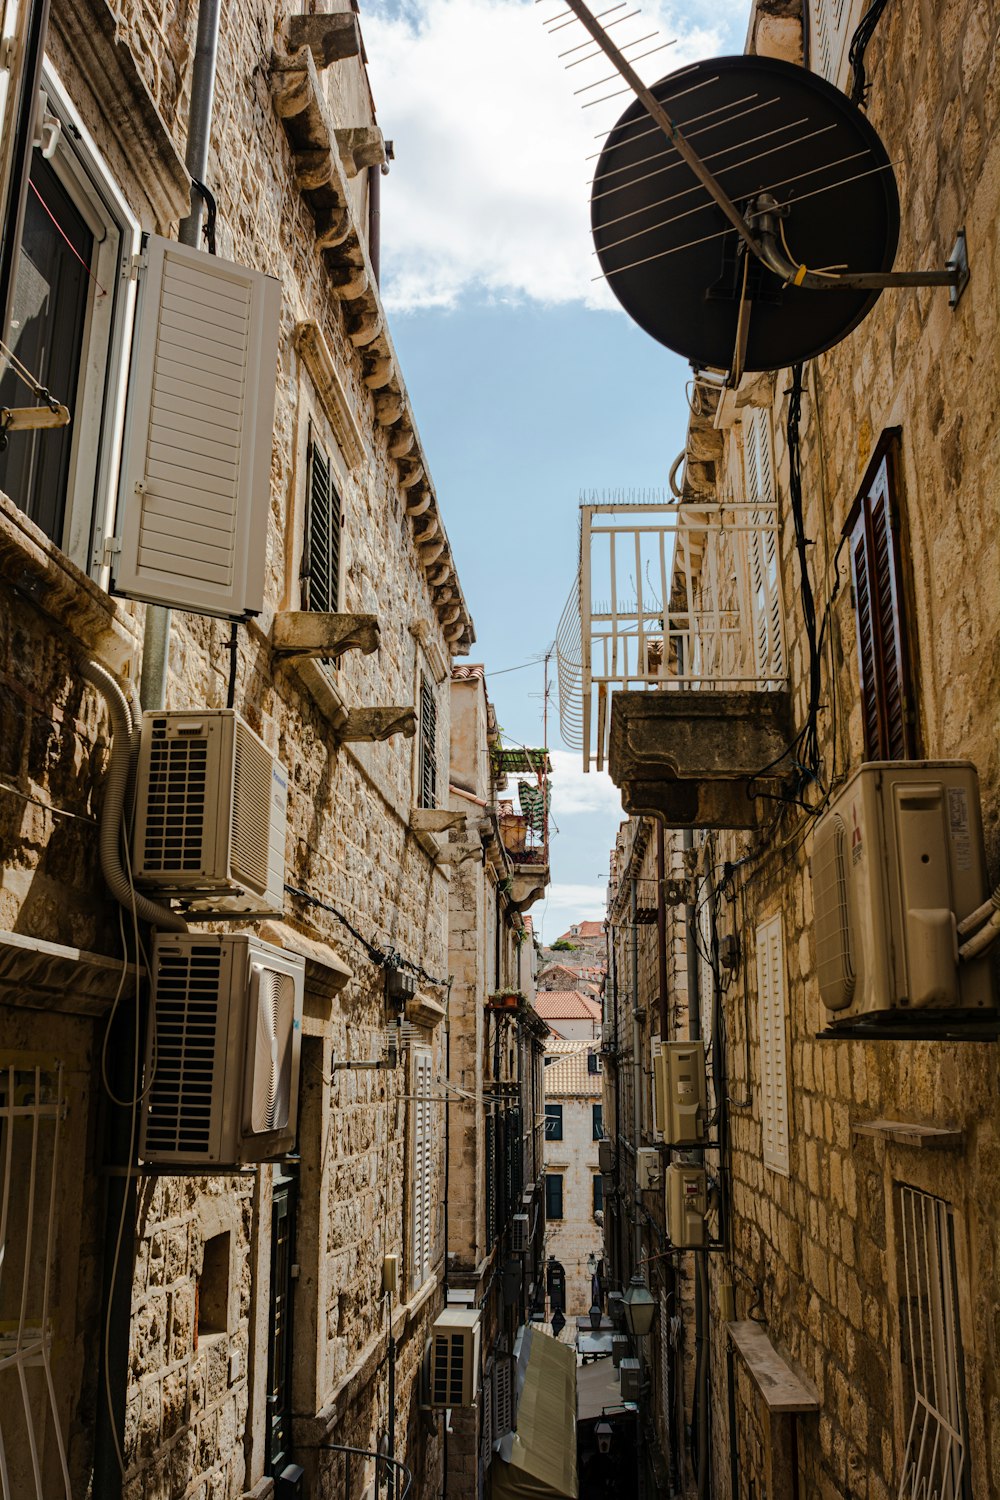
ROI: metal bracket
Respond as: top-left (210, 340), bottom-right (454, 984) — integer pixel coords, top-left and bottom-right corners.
top-left (947, 228), bottom-right (969, 308)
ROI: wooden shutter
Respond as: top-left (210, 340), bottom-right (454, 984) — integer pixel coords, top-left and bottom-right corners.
top-left (114, 234), bottom-right (281, 618)
top-left (302, 428), bottom-right (341, 613)
top-left (410, 1046), bottom-right (433, 1290)
top-left (494, 1354), bottom-right (513, 1435)
top-left (480, 1358), bottom-right (494, 1469)
top-left (756, 915), bottom-right (790, 1176)
top-left (849, 439), bottom-right (915, 760)
top-left (419, 677), bottom-right (437, 808)
top-left (742, 409), bottom-right (785, 682)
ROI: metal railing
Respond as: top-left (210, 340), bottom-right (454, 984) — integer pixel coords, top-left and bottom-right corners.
top-left (556, 500), bottom-right (787, 770)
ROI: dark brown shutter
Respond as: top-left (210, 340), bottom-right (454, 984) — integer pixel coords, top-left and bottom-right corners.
top-left (849, 439), bottom-right (916, 759)
top-left (419, 676), bottom-right (437, 808)
top-left (301, 428), bottom-right (341, 614)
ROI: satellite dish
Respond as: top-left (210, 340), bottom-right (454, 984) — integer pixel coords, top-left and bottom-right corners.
top-left (591, 56), bottom-right (901, 371)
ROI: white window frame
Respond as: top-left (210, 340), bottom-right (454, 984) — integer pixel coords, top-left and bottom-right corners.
top-left (755, 913), bottom-right (790, 1176)
top-left (33, 61), bottom-right (139, 580)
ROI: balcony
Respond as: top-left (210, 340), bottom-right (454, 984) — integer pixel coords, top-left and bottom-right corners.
top-left (556, 498), bottom-right (791, 828)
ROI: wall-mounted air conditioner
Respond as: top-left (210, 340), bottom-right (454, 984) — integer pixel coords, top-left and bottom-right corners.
top-left (511, 1213), bottom-right (530, 1253)
top-left (601, 1020), bottom-right (615, 1048)
top-left (133, 709), bottom-right (288, 916)
top-left (665, 1163), bottom-right (708, 1248)
top-left (619, 1358), bottom-right (641, 1401)
top-left (812, 762), bottom-right (994, 1019)
top-left (654, 1041), bottom-right (707, 1145)
top-left (598, 1138), bottom-right (615, 1174)
top-left (636, 1147), bottom-right (662, 1191)
top-left (611, 1334), bottom-right (629, 1368)
top-left (139, 932), bottom-right (304, 1166)
top-left (429, 1309), bottom-right (481, 1407)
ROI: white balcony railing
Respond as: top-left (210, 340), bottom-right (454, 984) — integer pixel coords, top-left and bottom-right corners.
top-left (556, 500), bottom-right (787, 771)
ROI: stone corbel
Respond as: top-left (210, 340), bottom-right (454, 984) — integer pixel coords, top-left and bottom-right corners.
top-left (410, 809), bottom-right (466, 834)
top-left (272, 612), bottom-right (380, 660)
top-left (374, 390), bottom-right (405, 427)
top-left (364, 355), bottom-right (394, 390)
top-left (434, 840), bottom-right (484, 867)
top-left (329, 259), bottom-right (370, 301)
top-left (397, 461), bottom-right (424, 491)
top-left (405, 490), bottom-right (432, 517)
top-left (337, 707), bottom-right (417, 743)
top-left (346, 303), bottom-right (383, 347)
top-left (335, 126), bottom-right (387, 178)
top-left (285, 13), bottom-right (362, 67)
top-left (387, 425), bottom-right (415, 459)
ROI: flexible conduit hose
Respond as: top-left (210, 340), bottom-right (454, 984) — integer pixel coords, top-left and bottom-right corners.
top-left (80, 660), bottom-right (187, 932)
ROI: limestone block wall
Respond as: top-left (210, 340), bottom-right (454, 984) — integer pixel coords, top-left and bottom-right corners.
top-left (696, 4), bottom-right (1000, 1493)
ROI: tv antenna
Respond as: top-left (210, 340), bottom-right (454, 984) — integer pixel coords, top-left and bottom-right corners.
top-left (541, 0), bottom-right (969, 374)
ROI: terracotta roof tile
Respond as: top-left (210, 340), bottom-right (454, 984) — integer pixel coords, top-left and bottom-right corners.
top-left (544, 1047), bottom-right (603, 1097)
top-left (533, 991), bottom-right (602, 1021)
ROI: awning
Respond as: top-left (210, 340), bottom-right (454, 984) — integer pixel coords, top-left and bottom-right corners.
top-left (491, 1327), bottom-right (578, 1500)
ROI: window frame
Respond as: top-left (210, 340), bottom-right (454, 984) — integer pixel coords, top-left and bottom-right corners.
top-left (544, 1172), bottom-right (563, 1221)
top-left (300, 420), bottom-right (344, 617)
top-left (417, 672), bottom-right (438, 810)
top-left (847, 430), bottom-right (918, 761)
top-left (592, 1173), bottom-right (603, 1217)
top-left (14, 60), bottom-right (140, 580)
top-left (544, 1103), bottom-right (563, 1142)
top-left (592, 1103), bottom-right (603, 1141)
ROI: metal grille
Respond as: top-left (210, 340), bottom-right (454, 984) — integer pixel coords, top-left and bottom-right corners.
top-left (231, 719), bottom-right (273, 896)
top-left (431, 1331), bottom-right (468, 1407)
top-left (418, 677), bottom-right (437, 809)
top-left (897, 1187), bottom-right (967, 1500)
top-left (302, 432), bottom-right (341, 614)
top-left (142, 944), bottom-right (224, 1157)
top-left (0, 1062), bottom-right (72, 1499)
top-left (142, 718), bottom-right (209, 872)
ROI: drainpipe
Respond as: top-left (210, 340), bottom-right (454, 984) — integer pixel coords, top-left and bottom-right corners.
top-left (630, 876), bottom-right (642, 1267)
top-left (139, 0), bottom-right (222, 712)
top-left (683, 829), bottom-right (710, 1500)
top-left (367, 161), bottom-right (381, 285)
top-left (655, 821), bottom-right (669, 1037)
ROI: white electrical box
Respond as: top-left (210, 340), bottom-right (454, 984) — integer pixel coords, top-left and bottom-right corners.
top-left (619, 1358), bottom-right (641, 1401)
top-left (654, 1041), bottom-right (706, 1144)
top-left (812, 761), bottom-right (994, 1019)
top-left (636, 1147), bottom-right (662, 1191)
top-left (666, 1163), bottom-right (708, 1248)
top-left (511, 1213), bottom-right (530, 1253)
top-left (133, 709), bottom-right (288, 917)
top-left (140, 932), bottom-right (304, 1166)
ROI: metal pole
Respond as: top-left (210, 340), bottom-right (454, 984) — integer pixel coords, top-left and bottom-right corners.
top-left (139, 0), bottom-right (222, 712)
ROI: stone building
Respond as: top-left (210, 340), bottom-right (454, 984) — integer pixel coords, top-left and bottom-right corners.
top-left (558, 0), bottom-right (1000, 1495)
top-left (533, 991), bottom-right (602, 1043)
top-left (541, 1041), bottom-right (605, 1322)
top-left (443, 664), bottom-right (550, 1498)
top-left (0, 3), bottom-right (476, 1499)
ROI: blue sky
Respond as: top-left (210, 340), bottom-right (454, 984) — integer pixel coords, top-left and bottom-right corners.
top-left (362, 0), bottom-right (751, 938)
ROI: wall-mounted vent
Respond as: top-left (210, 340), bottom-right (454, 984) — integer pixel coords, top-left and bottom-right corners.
top-left (429, 1308), bottom-right (481, 1408)
top-left (511, 1213), bottom-right (530, 1253)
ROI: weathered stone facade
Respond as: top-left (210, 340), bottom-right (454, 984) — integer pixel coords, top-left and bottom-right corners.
top-left (0, 3), bottom-right (473, 1498)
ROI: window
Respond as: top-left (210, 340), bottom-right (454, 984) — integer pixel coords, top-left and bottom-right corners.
top-left (301, 424), bottom-right (342, 614)
top-left (409, 1045), bottom-right (434, 1292)
top-left (545, 1173), bottom-right (563, 1221)
top-left (756, 914), bottom-right (790, 1175)
top-left (896, 1187), bottom-right (968, 1498)
top-left (587, 1051), bottom-right (601, 1075)
top-left (849, 433), bottom-right (916, 761)
top-left (592, 1103), bottom-right (603, 1141)
top-left (418, 675), bottom-right (437, 809)
top-left (741, 408), bottom-right (785, 685)
top-left (544, 1103), bottom-right (563, 1141)
top-left (593, 1175), bottom-right (604, 1216)
top-left (807, 0), bottom-right (866, 88)
top-left (0, 64), bottom-right (138, 575)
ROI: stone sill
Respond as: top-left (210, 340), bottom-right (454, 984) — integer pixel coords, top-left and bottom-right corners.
top-left (0, 928), bottom-right (136, 1017)
top-left (0, 492), bottom-right (140, 672)
top-left (852, 1118), bottom-right (964, 1150)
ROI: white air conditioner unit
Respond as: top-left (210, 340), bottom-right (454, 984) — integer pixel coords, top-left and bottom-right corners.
top-left (139, 932), bottom-right (304, 1166)
top-left (511, 1213), bottom-right (530, 1253)
top-left (133, 709), bottom-right (288, 916)
top-left (812, 762), bottom-right (994, 1019)
top-left (598, 1138), bottom-right (614, 1174)
top-left (665, 1163), bottom-right (708, 1248)
top-left (654, 1041), bottom-right (707, 1145)
top-left (601, 1020), bottom-right (615, 1048)
top-left (429, 1308), bottom-right (481, 1408)
top-left (636, 1147), bottom-right (662, 1191)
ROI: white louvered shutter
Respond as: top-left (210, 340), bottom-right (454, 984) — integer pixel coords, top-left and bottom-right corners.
top-left (756, 915), bottom-right (790, 1175)
top-left (494, 1353), bottom-right (513, 1436)
top-left (808, 0), bottom-right (863, 89)
top-left (480, 1358), bottom-right (494, 1470)
top-left (410, 1046), bottom-right (434, 1290)
top-left (741, 410), bottom-right (785, 684)
top-left (114, 234), bottom-right (281, 618)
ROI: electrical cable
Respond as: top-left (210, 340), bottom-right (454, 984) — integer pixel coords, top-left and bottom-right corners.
top-left (848, 0), bottom-right (892, 106)
top-left (283, 882), bottom-right (449, 988)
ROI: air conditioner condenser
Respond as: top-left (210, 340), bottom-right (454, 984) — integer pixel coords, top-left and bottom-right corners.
top-left (139, 932), bottom-right (304, 1166)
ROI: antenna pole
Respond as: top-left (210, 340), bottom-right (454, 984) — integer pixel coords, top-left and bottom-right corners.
top-left (560, 0), bottom-right (763, 259)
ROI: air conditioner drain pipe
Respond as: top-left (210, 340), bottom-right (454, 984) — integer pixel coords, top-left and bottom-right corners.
top-left (957, 884), bottom-right (1000, 962)
top-left (80, 659), bottom-right (187, 932)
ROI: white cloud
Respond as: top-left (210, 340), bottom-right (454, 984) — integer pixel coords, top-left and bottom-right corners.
top-left (537, 881), bottom-right (608, 942)
top-left (362, 0), bottom-right (743, 311)
top-left (548, 750), bottom-right (622, 818)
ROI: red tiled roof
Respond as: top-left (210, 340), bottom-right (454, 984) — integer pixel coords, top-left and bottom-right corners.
top-left (544, 1048), bottom-right (602, 1097)
top-left (533, 991), bottom-right (602, 1021)
top-left (452, 663), bottom-right (485, 680)
top-left (556, 921), bottom-right (606, 943)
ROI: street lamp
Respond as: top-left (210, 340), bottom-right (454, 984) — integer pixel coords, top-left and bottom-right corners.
top-left (622, 1274), bottom-right (656, 1337)
top-left (595, 1420), bottom-right (613, 1455)
top-left (588, 1302), bottom-right (603, 1331)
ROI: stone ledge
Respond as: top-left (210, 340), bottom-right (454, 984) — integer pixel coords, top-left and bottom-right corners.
top-left (0, 929), bottom-right (136, 1016)
top-left (851, 1118), bottom-right (964, 1149)
top-left (727, 1321), bottom-right (819, 1413)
